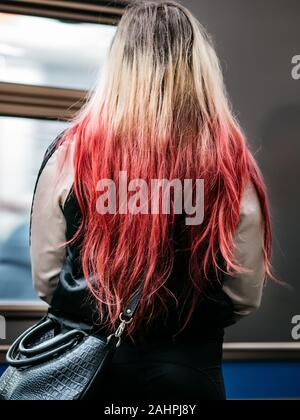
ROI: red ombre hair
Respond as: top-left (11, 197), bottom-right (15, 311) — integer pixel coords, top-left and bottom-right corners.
top-left (57, 1), bottom-right (272, 336)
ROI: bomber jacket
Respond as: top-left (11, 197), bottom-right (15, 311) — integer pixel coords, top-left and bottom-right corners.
top-left (29, 132), bottom-right (266, 343)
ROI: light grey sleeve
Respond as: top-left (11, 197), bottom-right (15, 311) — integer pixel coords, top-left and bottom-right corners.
top-left (222, 181), bottom-right (266, 321)
top-left (30, 141), bottom-right (74, 304)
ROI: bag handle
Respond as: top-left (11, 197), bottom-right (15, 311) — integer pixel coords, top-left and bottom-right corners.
top-left (6, 282), bottom-right (144, 367)
top-left (19, 318), bottom-right (86, 357)
top-left (6, 318), bottom-right (87, 368)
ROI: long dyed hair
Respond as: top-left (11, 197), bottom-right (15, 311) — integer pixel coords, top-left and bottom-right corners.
top-left (58, 0), bottom-right (272, 336)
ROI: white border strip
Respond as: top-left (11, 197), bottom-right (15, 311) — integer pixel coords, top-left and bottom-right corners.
top-left (224, 342), bottom-right (300, 351)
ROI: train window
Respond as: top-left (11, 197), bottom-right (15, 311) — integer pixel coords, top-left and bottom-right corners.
top-left (0, 13), bottom-right (116, 90)
top-left (0, 116), bottom-right (68, 301)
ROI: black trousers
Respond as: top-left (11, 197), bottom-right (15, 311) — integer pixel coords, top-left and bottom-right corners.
top-left (103, 334), bottom-right (226, 403)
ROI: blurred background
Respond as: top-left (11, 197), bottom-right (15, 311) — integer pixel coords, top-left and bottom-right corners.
top-left (0, 0), bottom-right (299, 400)
top-left (0, 11), bottom-right (116, 300)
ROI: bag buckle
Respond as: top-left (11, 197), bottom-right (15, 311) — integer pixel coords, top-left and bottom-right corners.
top-left (107, 312), bottom-right (133, 348)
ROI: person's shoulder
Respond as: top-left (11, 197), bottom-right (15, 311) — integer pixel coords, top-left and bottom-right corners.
top-left (45, 128), bottom-right (65, 155)
top-left (31, 129), bottom-right (75, 213)
top-left (40, 129), bottom-right (75, 172)
top-left (239, 181), bottom-right (262, 227)
top-left (44, 128), bottom-right (72, 162)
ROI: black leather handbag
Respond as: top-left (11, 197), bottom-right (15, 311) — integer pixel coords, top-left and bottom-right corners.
top-left (0, 257), bottom-right (143, 401)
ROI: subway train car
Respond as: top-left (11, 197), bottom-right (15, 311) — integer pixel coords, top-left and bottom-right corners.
top-left (0, 0), bottom-right (300, 400)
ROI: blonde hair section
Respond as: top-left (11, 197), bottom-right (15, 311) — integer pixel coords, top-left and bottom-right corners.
top-left (71, 1), bottom-right (236, 152)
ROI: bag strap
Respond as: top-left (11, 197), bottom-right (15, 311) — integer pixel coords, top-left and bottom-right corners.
top-left (107, 281), bottom-right (144, 348)
top-left (123, 280), bottom-right (143, 320)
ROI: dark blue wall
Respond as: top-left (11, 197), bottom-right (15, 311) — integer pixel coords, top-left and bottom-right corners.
top-left (223, 362), bottom-right (300, 399)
